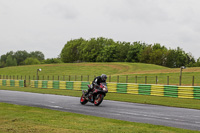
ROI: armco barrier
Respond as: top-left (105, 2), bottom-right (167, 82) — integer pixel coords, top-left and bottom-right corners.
top-left (0, 79), bottom-right (24, 87)
top-left (30, 80), bottom-right (200, 100)
top-left (31, 80), bottom-right (91, 91)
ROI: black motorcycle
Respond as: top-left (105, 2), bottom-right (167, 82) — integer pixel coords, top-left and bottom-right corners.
top-left (80, 83), bottom-right (108, 106)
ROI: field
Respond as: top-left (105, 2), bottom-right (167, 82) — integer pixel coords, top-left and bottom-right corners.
top-left (1, 62), bottom-right (200, 86)
top-left (1, 62), bottom-right (200, 132)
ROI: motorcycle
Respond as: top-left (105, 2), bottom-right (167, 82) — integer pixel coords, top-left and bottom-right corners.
top-left (80, 82), bottom-right (108, 106)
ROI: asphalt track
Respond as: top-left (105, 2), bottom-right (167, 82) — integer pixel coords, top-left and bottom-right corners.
top-left (0, 90), bottom-right (200, 131)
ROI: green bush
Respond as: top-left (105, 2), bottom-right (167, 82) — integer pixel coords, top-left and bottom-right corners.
top-left (24, 57), bottom-right (40, 65)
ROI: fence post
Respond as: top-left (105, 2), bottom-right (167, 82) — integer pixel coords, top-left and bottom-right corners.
top-left (126, 75), bottom-right (128, 83)
top-left (29, 75), bottom-right (30, 86)
top-left (192, 76), bottom-right (194, 86)
top-left (88, 75), bottom-right (89, 81)
top-left (69, 75), bottom-right (70, 81)
top-left (179, 76), bottom-right (181, 86)
top-left (156, 76), bottom-right (157, 84)
top-left (24, 80), bottom-right (26, 87)
top-left (145, 76), bottom-right (147, 84)
top-left (81, 75), bottom-right (83, 81)
top-left (135, 76), bottom-right (137, 83)
top-left (167, 76), bottom-right (169, 85)
top-left (117, 75), bottom-right (119, 83)
top-left (58, 76), bottom-right (60, 81)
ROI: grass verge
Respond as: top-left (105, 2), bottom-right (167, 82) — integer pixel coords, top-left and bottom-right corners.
top-left (0, 102), bottom-right (198, 133)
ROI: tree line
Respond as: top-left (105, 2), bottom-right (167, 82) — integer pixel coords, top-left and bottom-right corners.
top-left (0, 50), bottom-right (62, 68)
top-left (1, 37), bottom-right (200, 68)
top-left (60, 37), bottom-right (200, 68)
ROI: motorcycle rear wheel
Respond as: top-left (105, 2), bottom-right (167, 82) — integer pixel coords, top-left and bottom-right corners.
top-left (94, 94), bottom-right (104, 106)
top-left (80, 95), bottom-right (88, 105)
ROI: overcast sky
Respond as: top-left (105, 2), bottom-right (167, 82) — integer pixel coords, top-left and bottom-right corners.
top-left (1, 0), bottom-right (200, 59)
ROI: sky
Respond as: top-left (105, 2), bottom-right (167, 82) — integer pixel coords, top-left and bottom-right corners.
top-left (1, 0), bottom-right (200, 59)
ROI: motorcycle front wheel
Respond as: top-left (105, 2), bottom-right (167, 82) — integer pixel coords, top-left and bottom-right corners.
top-left (80, 94), bottom-right (88, 105)
top-left (94, 94), bottom-right (104, 106)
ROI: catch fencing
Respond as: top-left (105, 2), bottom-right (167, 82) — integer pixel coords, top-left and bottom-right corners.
top-left (30, 80), bottom-right (200, 100)
top-left (1, 74), bottom-right (200, 86)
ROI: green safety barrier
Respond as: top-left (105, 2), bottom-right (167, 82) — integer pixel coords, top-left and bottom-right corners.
top-left (30, 80), bottom-right (200, 100)
top-left (0, 79), bottom-right (24, 87)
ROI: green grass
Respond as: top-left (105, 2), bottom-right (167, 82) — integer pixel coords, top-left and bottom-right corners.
top-left (1, 62), bottom-right (200, 86)
top-left (0, 62), bottom-right (168, 77)
top-left (1, 63), bottom-right (200, 132)
top-left (0, 102), bottom-right (198, 133)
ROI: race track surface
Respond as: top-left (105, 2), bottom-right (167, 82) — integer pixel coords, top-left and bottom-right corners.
top-left (0, 90), bottom-right (200, 131)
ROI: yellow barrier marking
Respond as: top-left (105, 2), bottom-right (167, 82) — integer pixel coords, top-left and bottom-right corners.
top-left (178, 86), bottom-right (194, 99)
top-left (151, 85), bottom-right (164, 96)
top-left (59, 81), bottom-right (66, 89)
top-left (38, 80), bottom-right (42, 88)
top-left (0, 79), bottom-right (2, 86)
top-left (15, 80), bottom-right (19, 87)
top-left (73, 81), bottom-right (81, 90)
top-left (47, 81), bottom-right (53, 89)
top-left (127, 84), bottom-right (138, 94)
top-left (107, 82), bottom-right (117, 93)
top-left (6, 80), bottom-right (10, 87)
top-left (30, 80), bottom-right (35, 87)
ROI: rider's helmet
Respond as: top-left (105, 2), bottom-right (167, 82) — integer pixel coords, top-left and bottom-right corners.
top-left (101, 74), bottom-right (107, 81)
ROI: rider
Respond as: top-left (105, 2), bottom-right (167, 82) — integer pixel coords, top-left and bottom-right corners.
top-left (85, 74), bottom-right (107, 97)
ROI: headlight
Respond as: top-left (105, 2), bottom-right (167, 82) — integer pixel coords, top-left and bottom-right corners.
top-left (103, 88), bottom-right (107, 91)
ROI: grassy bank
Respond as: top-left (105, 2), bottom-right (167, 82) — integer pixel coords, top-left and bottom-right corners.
top-left (0, 102), bottom-right (198, 133)
top-left (1, 62), bottom-right (200, 86)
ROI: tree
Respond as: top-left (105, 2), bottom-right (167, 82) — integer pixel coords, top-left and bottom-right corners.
top-left (139, 45), bottom-right (152, 63)
top-left (165, 49), bottom-right (177, 68)
top-left (60, 38), bottom-right (85, 63)
top-left (126, 42), bottom-right (145, 62)
top-left (14, 50), bottom-right (29, 65)
top-left (116, 42), bottom-right (130, 62)
top-left (29, 51), bottom-right (45, 61)
top-left (24, 57), bottom-right (40, 65)
top-left (149, 44), bottom-right (167, 66)
top-left (97, 44), bottom-right (118, 62)
top-left (43, 58), bottom-right (62, 64)
top-left (79, 38), bottom-right (100, 62)
top-left (6, 55), bottom-right (17, 66)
